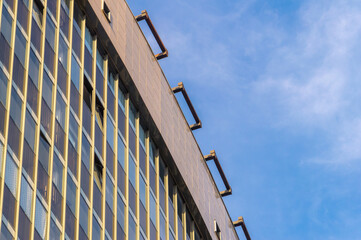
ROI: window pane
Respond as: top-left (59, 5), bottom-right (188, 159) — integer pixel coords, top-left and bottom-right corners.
top-left (107, 116), bottom-right (114, 150)
top-left (150, 193), bottom-right (156, 225)
top-left (71, 55), bottom-right (80, 90)
top-left (51, 183), bottom-right (62, 221)
top-left (49, 219), bottom-right (61, 240)
top-left (93, 182), bottom-right (102, 217)
top-left (20, 175), bottom-right (33, 218)
top-left (2, 185), bottom-right (16, 227)
top-left (10, 87), bottom-right (22, 128)
top-left (27, 78), bottom-right (38, 112)
top-left (47, 0), bottom-right (57, 18)
top-left (92, 216), bottom-right (101, 240)
top-left (106, 144), bottom-right (114, 177)
top-left (129, 155), bottom-right (136, 187)
top-left (31, 18), bottom-right (42, 53)
top-left (106, 174), bottom-right (114, 211)
top-left (81, 161), bottom-right (90, 199)
top-left (0, 33), bottom-right (11, 71)
top-left (65, 205), bottom-right (75, 239)
top-left (5, 153), bottom-right (18, 196)
top-left (23, 111), bottom-right (35, 152)
top-left (105, 203), bottom-right (113, 237)
top-left (54, 123), bottom-right (65, 155)
top-left (0, 68), bottom-right (8, 107)
top-left (69, 112), bottom-right (78, 148)
top-left (52, 153), bottom-right (63, 192)
top-left (35, 198), bottom-right (47, 239)
top-left (68, 141), bottom-right (78, 176)
top-left (59, 5), bottom-right (69, 38)
top-left (117, 195), bottom-right (125, 230)
top-left (22, 140), bottom-right (35, 180)
top-left (28, 49), bottom-right (40, 89)
top-left (58, 35), bottom-right (68, 69)
top-left (128, 214), bottom-right (136, 240)
top-left (96, 67), bottom-right (104, 100)
top-left (18, 207), bottom-right (31, 240)
top-left (107, 86), bottom-right (115, 119)
top-left (42, 71), bottom-right (53, 108)
top-left (37, 163), bottom-right (49, 200)
top-left (38, 135), bottom-right (50, 172)
top-left (129, 128), bottom-right (136, 155)
top-left (66, 174), bottom-right (76, 214)
top-left (118, 107), bottom-right (125, 137)
top-left (79, 195), bottom-right (89, 236)
top-left (139, 175), bottom-right (146, 206)
top-left (1, 221), bottom-right (13, 240)
top-left (117, 136), bottom-right (125, 168)
top-left (55, 91), bottom-right (66, 129)
top-left (81, 134), bottom-right (90, 170)
top-left (1, 7), bottom-right (13, 41)
top-left (14, 28), bottom-right (26, 64)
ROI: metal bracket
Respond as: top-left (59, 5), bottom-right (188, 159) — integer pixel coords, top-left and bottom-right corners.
top-left (204, 150), bottom-right (232, 197)
top-left (233, 216), bottom-right (251, 240)
top-left (135, 10), bottom-right (168, 60)
top-left (172, 82), bottom-right (202, 131)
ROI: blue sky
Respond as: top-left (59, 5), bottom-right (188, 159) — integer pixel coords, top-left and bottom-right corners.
top-left (127, 0), bottom-right (361, 239)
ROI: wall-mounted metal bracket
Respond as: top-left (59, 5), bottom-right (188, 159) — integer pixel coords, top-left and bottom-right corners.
top-left (204, 150), bottom-right (232, 197)
top-left (135, 10), bottom-right (168, 60)
top-left (172, 82), bottom-right (202, 131)
top-left (233, 216), bottom-right (251, 240)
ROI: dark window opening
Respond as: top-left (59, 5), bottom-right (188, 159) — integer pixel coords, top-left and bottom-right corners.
top-left (102, 1), bottom-right (111, 22)
top-left (94, 153), bottom-right (103, 189)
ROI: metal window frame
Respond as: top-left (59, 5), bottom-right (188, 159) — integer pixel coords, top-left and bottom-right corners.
top-left (204, 150), bottom-right (232, 197)
top-left (233, 216), bottom-right (251, 240)
top-left (172, 82), bottom-right (202, 131)
top-left (135, 10), bottom-right (168, 60)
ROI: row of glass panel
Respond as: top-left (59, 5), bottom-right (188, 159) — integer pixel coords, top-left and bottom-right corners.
top-left (0, 0), bottom-right (204, 238)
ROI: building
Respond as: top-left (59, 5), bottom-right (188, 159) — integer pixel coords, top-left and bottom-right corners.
top-left (0, 0), bottom-right (250, 238)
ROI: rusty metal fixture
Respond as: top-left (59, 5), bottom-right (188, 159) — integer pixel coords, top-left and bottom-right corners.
top-left (135, 10), bottom-right (168, 60)
top-left (204, 150), bottom-right (232, 197)
top-left (233, 216), bottom-right (251, 240)
top-left (172, 82), bottom-right (202, 131)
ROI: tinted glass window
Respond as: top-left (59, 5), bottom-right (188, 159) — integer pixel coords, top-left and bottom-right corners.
top-left (20, 175), bottom-right (33, 218)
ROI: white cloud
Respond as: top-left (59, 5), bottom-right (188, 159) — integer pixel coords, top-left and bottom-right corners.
top-left (251, 0), bottom-right (361, 165)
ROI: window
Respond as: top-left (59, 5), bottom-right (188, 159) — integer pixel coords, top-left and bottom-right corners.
top-left (128, 215), bottom-right (136, 240)
top-left (10, 87), bottom-right (22, 128)
top-left (66, 174), bottom-right (76, 214)
top-left (107, 116), bottom-right (114, 150)
top-left (106, 174), bottom-right (114, 210)
top-left (102, 1), bottom-right (111, 22)
top-left (79, 195), bottom-right (89, 236)
top-left (94, 154), bottom-right (103, 189)
top-left (3, 184), bottom-right (16, 227)
top-left (81, 134), bottom-right (91, 170)
top-left (51, 182), bottom-right (62, 221)
top-left (28, 49), bottom-right (40, 88)
top-left (35, 198), bottom-right (47, 239)
top-left (5, 153), bottom-right (19, 196)
top-left (17, 0), bottom-right (29, 32)
top-left (49, 219), bottom-right (61, 240)
top-left (117, 195), bottom-right (125, 232)
top-left (38, 134), bottom-right (50, 172)
top-left (68, 112), bottom-right (78, 148)
top-left (65, 205), bottom-right (75, 239)
top-left (58, 36), bottom-right (68, 69)
top-left (83, 78), bottom-right (92, 134)
top-left (20, 175), bottom-right (33, 218)
top-left (150, 193), bottom-right (156, 225)
top-left (1, 221), bottom-right (13, 240)
top-left (0, 6), bottom-right (12, 70)
top-left (56, 91), bottom-right (66, 129)
top-left (47, 0), bottom-right (57, 18)
top-left (59, 4), bottom-right (69, 38)
top-left (52, 153), bottom-right (63, 192)
top-left (18, 207), bottom-right (31, 240)
top-left (92, 216), bottom-right (101, 240)
top-left (139, 175), bottom-right (146, 206)
top-left (0, 68), bottom-right (7, 107)
top-left (42, 71), bottom-right (53, 106)
top-left (32, 0), bottom-right (43, 26)
top-left (71, 54), bottom-right (80, 90)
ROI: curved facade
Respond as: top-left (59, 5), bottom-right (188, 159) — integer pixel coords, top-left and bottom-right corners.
top-left (0, 0), bottom-right (241, 238)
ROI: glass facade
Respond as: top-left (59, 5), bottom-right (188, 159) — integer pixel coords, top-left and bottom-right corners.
top-left (0, 0), bottom-right (205, 239)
